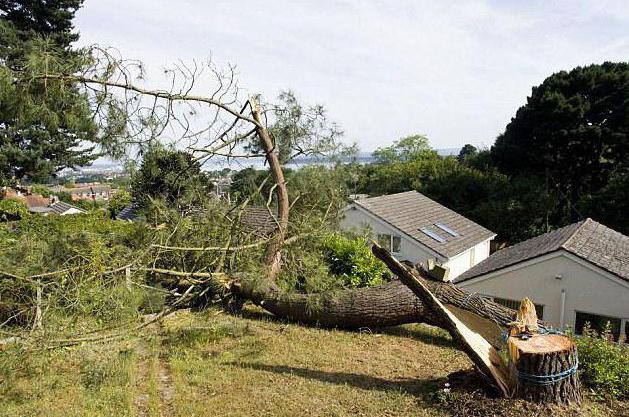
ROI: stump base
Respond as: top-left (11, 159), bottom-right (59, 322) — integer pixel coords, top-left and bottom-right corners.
top-left (508, 333), bottom-right (581, 405)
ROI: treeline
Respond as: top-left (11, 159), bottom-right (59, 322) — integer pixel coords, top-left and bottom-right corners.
top-left (232, 62), bottom-right (629, 244)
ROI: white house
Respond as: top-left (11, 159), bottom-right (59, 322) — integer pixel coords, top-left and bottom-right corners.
top-left (29, 201), bottom-right (85, 216)
top-left (340, 191), bottom-right (496, 280)
top-left (454, 218), bottom-right (629, 341)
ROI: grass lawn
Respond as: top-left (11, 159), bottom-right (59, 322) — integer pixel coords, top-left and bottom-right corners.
top-left (0, 306), bottom-right (626, 417)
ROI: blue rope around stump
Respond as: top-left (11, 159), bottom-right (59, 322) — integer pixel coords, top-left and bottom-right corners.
top-left (506, 326), bottom-right (579, 386)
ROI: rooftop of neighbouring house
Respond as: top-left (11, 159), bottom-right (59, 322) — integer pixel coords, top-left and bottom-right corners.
top-left (351, 191), bottom-right (495, 258)
top-left (454, 218), bottom-right (629, 283)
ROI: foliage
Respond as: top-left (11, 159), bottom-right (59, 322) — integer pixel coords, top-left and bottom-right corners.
top-left (0, 198), bottom-right (28, 221)
top-left (457, 144), bottom-right (478, 161)
top-left (492, 62), bottom-right (629, 226)
top-left (321, 233), bottom-right (388, 288)
top-left (73, 198), bottom-right (106, 212)
top-left (107, 189), bottom-right (131, 218)
top-left (373, 134), bottom-right (437, 164)
top-left (0, 3), bottom-right (99, 185)
top-left (572, 324), bottom-right (629, 401)
top-left (30, 184), bottom-right (52, 197)
top-left (246, 90), bottom-right (345, 164)
top-left (130, 145), bottom-right (213, 214)
top-left (0, 0), bottom-right (85, 50)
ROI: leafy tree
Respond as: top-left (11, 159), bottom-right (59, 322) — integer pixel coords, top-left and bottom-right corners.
top-left (0, 198), bottom-right (28, 221)
top-left (130, 146), bottom-right (213, 212)
top-left (107, 189), bottom-right (132, 218)
top-left (491, 62), bottom-right (629, 215)
top-left (373, 134), bottom-right (437, 164)
top-left (264, 90), bottom-right (344, 163)
top-left (458, 144), bottom-right (478, 161)
top-left (0, 1), bottom-right (99, 185)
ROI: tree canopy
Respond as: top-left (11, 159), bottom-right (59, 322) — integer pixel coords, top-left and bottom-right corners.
top-left (130, 146), bottom-right (213, 213)
top-left (491, 62), bottom-right (629, 207)
top-left (373, 134), bottom-right (437, 164)
top-left (0, 1), bottom-right (98, 185)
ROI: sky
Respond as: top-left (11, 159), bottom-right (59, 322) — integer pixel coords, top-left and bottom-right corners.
top-left (74, 0), bottom-right (629, 152)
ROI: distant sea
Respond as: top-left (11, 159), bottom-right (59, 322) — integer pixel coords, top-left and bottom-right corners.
top-left (70, 148), bottom-right (461, 175)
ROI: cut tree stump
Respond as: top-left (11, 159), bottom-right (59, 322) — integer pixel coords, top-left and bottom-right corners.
top-left (507, 299), bottom-right (581, 405)
top-left (508, 333), bottom-right (581, 405)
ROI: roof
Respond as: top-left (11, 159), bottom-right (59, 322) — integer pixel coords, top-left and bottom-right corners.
top-left (23, 194), bottom-right (50, 209)
top-left (352, 191), bottom-right (495, 258)
top-left (116, 204), bottom-right (139, 221)
top-left (48, 201), bottom-right (84, 215)
top-left (240, 206), bottom-right (278, 237)
top-left (454, 218), bottom-right (629, 283)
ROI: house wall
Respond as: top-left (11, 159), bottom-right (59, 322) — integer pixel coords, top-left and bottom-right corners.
top-left (457, 250), bottom-right (629, 332)
top-left (61, 207), bottom-right (84, 215)
top-left (340, 204), bottom-right (492, 279)
top-left (446, 239), bottom-right (491, 279)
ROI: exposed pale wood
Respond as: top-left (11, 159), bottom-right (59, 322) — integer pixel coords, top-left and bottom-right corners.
top-left (248, 97), bottom-right (289, 279)
top-left (372, 244), bottom-right (513, 398)
top-left (509, 297), bottom-right (539, 334)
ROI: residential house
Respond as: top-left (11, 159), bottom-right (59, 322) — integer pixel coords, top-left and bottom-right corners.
top-left (340, 191), bottom-right (496, 280)
top-left (454, 219), bottom-right (629, 341)
top-left (51, 184), bottom-right (113, 201)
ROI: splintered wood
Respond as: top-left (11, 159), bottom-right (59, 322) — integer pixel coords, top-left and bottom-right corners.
top-left (507, 299), bottom-right (581, 405)
top-left (372, 244), bottom-right (513, 398)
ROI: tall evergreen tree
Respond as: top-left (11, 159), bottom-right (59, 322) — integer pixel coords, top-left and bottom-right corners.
top-left (491, 63), bottom-right (629, 214)
top-left (0, 0), bottom-right (97, 185)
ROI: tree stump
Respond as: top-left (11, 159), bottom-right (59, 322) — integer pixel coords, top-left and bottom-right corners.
top-left (508, 333), bottom-right (581, 405)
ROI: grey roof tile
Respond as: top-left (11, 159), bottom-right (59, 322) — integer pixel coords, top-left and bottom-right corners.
top-left (455, 218), bottom-right (629, 283)
top-left (354, 191), bottom-right (495, 258)
top-left (241, 206), bottom-right (278, 237)
top-left (49, 201), bottom-right (84, 215)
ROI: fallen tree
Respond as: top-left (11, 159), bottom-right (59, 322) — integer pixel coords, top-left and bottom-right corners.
top-left (233, 261), bottom-right (530, 335)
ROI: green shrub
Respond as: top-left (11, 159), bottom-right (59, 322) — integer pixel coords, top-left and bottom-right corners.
top-left (30, 185), bottom-right (52, 198)
top-left (107, 189), bottom-right (131, 218)
top-left (572, 324), bottom-right (629, 401)
top-left (0, 199), bottom-right (28, 221)
top-left (321, 233), bottom-right (388, 288)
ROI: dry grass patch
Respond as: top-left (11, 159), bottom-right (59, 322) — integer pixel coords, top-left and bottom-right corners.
top-left (162, 307), bottom-right (468, 417)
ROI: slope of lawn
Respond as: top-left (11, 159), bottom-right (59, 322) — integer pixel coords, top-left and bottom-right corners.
top-left (1, 306), bottom-right (625, 417)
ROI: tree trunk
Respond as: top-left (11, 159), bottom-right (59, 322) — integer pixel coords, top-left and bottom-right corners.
top-left (508, 334), bottom-right (581, 405)
top-left (248, 97), bottom-right (289, 280)
top-left (234, 271), bottom-right (523, 334)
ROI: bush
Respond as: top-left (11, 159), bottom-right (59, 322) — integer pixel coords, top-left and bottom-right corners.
top-left (0, 199), bottom-right (28, 221)
top-left (572, 324), bottom-right (629, 401)
top-left (107, 189), bottom-right (131, 218)
top-left (321, 233), bottom-right (388, 288)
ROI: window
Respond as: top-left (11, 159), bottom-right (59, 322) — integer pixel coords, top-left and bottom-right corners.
top-left (435, 222), bottom-right (459, 237)
top-left (575, 311), bottom-right (622, 341)
top-left (493, 297), bottom-right (544, 320)
top-left (392, 236), bottom-right (401, 253)
top-left (377, 234), bottom-right (402, 253)
top-left (419, 227), bottom-right (446, 243)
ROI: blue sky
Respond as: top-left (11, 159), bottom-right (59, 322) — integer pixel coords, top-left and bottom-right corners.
top-left (74, 1), bottom-right (629, 152)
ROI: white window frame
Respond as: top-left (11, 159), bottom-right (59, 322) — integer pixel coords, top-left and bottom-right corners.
top-left (377, 233), bottom-right (402, 254)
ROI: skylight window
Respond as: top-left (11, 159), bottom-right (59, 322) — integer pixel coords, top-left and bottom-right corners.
top-left (419, 227), bottom-right (446, 243)
top-left (435, 222), bottom-right (459, 237)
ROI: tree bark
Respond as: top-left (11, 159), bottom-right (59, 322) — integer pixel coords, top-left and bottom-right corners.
top-left (234, 269), bottom-right (524, 333)
top-left (508, 334), bottom-right (581, 405)
top-left (248, 97), bottom-right (289, 280)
